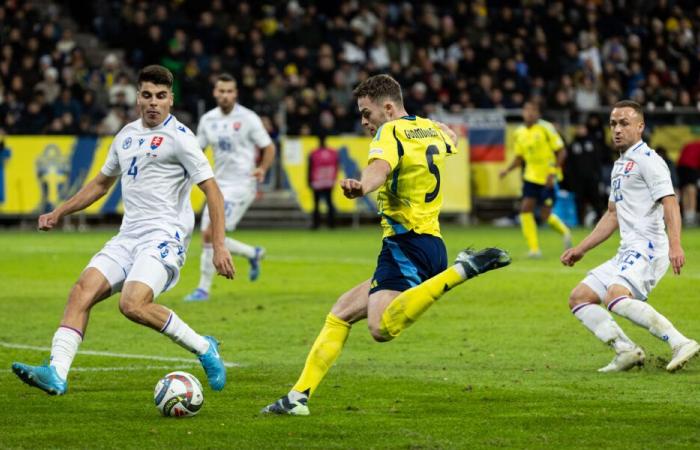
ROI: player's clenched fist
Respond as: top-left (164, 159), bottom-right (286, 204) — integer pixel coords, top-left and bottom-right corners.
top-left (340, 178), bottom-right (363, 199)
top-left (38, 212), bottom-right (60, 231)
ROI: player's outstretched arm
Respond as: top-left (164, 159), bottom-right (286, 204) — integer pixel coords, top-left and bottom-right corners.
top-left (499, 156), bottom-right (524, 179)
top-left (661, 195), bottom-right (685, 275)
top-left (198, 177), bottom-right (234, 279)
top-left (561, 202), bottom-right (618, 266)
top-left (252, 143), bottom-right (276, 182)
top-left (340, 159), bottom-right (391, 199)
top-left (38, 173), bottom-right (117, 231)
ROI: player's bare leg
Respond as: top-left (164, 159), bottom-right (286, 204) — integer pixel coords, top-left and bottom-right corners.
top-left (262, 280), bottom-right (370, 416)
top-left (569, 283), bottom-right (643, 372)
top-left (12, 268), bottom-right (112, 395)
top-left (603, 284), bottom-right (699, 372)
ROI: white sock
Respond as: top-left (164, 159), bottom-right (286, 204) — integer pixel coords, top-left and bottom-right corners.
top-left (160, 311), bottom-right (210, 355)
top-left (608, 296), bottom-right (688, 348)
top-left (50, 326), bottom-right (83, 380)
top-left (225, 237), bottom-right (256, 259)
top-left (453, 263), bottom-right (467, 280)
top-left (572, 302), bottom-right (635, 352)
top-left (197, 244), bottom-right (215, 292)
top-left (684, 210), bottom-right (696, 225)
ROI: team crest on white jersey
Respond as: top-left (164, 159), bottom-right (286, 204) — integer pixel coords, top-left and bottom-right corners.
top-left (233, 121), bottom-right (241, 131)
top-left (151, 136), bottom-right (164, 150)
top-left (623, 161), bottom-right (635, 175)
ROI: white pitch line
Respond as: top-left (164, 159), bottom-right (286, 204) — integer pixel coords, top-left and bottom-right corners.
top-left (0, 342), bottom-right (240, 368)
top-left (1, 364), bottom-right (198, 374)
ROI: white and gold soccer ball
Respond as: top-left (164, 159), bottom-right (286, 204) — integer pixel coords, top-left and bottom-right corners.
top-left (154, 371), bottom-right (204, 417)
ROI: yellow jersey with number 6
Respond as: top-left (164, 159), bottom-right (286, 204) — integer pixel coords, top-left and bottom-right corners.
top-left (367, 115), bottom-right (456, 238)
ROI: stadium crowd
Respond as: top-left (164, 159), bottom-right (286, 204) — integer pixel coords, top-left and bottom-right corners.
top-left (1, 0), bottom-right (699, 136)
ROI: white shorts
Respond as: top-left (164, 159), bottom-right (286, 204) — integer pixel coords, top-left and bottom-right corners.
top-left (86, 230), bottom-right (187, 297)
top-left (582, 245), bottom-right (669, 301)
top-left (201, 186), bottom-right (256, 231)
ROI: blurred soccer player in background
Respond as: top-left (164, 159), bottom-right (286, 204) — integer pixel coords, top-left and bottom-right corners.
top-left (184, 73), bottom-right (275, 302)
top-left (500, 101), bottom-right (571, 257)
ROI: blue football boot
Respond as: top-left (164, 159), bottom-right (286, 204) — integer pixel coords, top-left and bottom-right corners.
top-left (12, 362), bottom-right (67, 395)
top-left (198, 336), bottom-right (226, 391)
top-left (184, 288), bottom-right (209, 302)
top-left (248, 247), bottom-right (265, 281)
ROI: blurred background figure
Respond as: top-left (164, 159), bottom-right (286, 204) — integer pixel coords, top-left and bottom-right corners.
top-left (565, 123), bottom-right (606, 226)
top-left (676, 139), bottom-right (700, 227)
top-left (308, 134), bottom-right (339, 229)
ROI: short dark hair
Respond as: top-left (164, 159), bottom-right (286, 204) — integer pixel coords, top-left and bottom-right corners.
top-left (352, 74), bottom-right (403, 106)
top-left (137, 65), bottom-right (173, 88)
top-left (612, 100), bottom-right (644, 120)
top-left (217, 73), bottom-right (236, 84)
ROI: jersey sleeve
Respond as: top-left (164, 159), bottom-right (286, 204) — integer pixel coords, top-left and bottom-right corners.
top-left (639, 154), bottom-right (675, 201)
top-left (100, 139), bottom-right (121, 177)
top-left (249, 114), bottom-right (273, 148)
top-left (177, 132), bottom-right (215, 185)
top-left (196, 119), bottom-right (208, 149)
top-left (367, 124), bottom-right (400, 170)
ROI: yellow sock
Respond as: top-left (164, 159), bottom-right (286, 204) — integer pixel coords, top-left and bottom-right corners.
top-left (291, 313), bottom-right (350, 397)
top-left (379, 266), bottom-right (464, 340)
top-left (520, 212), bottom-right (539, 252)
top-left (547, 214), bottom-right (570, 236)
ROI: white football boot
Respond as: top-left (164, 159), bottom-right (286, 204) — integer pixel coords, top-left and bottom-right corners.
top-left (666, 339), bottom-right (700, 372)
top-left (598, 346), bottom-right (645, 373)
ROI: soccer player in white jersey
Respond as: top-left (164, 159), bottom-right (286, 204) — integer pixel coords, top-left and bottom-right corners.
top-left (184, 73), bottom-right (275, 302)
top-left (11, 65), bottom-right (234, 395)
top-left (562, 100), bottom-right (699, 373)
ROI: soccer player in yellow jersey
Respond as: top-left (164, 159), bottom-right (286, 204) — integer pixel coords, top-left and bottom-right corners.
top-left (262, 74), bottom-right (511, 416)
top-left (500, 101), bottom-right (572, 257)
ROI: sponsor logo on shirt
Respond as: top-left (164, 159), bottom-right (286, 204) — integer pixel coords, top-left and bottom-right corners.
top-left (138, 138), bottom-right (145, 148)
top-left (122, 137), bottom-right (132, 150)
top-left (150, 136), bottom-right (164, 150)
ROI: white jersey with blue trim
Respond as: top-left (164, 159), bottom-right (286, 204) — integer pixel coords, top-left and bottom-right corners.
top-left (101, 115), bottom-right (214, 239)
top-left (609, 140), bottom-right (675, 249)
top-left (196, 104), bottom-right (272, 190)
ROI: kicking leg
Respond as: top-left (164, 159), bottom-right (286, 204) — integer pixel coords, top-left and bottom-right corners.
top-left (370, 247), bottom-right (511, 341)
top-left (604, 284), bottom-right (699, 372)
top-left (261, 279), bottom-right (369, 416)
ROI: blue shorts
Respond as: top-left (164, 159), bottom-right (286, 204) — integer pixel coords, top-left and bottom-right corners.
top-left (522, 181), bottom-right (555, 206)
top-left (370, 231), bottom-right (448, 294)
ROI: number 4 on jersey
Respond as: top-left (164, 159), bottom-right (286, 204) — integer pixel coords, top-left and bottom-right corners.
top-left (128, 156), bottom-right (138, 179)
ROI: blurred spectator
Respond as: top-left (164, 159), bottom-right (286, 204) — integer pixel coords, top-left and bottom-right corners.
top-left (677, 139), bottom-right (700, 226)
top-left (565, 124), bottom-right (606, 225)
top-left (308, 135), bottom-right (339, 229)
top-left (35, 67), bottom-right (61, 104)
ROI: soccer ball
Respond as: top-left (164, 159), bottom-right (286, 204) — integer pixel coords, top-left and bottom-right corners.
top-left (154, 371), bottom-right (204, 417)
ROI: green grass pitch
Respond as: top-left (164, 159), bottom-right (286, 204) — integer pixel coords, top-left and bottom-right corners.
top-left (2, 225), bottom-right (700, 449)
